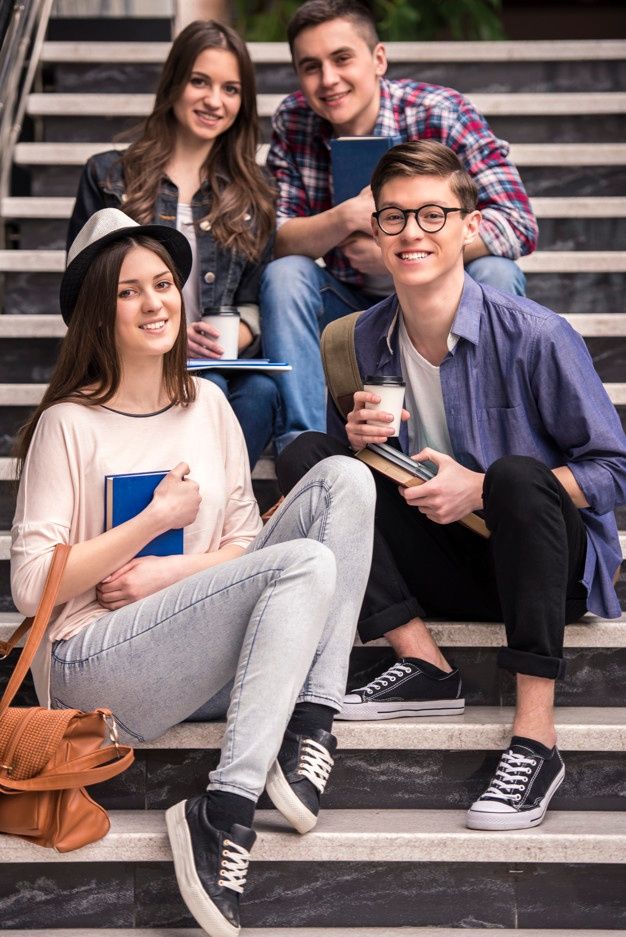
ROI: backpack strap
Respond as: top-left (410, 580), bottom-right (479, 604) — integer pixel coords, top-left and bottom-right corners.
top-left (320, 310), bottom-right (363, 420)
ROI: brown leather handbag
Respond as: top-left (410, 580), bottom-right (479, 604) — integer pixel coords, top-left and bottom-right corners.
top-left (0, 544), bottom-right (134, 852)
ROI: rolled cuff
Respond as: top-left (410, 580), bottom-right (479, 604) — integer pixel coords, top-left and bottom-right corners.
top-left (497, 646), bottom-right (567, 680)
top-left (358, 597), bottom-right (422, 644)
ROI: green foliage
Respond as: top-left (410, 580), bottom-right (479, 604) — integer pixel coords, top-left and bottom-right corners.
top-left (232, 0), bottom-right (505, 43)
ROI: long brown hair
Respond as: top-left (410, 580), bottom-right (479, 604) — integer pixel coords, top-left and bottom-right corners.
top-left (14, 236), bottom-right (196, 475)
top-left (119, 20), bottom-right (274, 262)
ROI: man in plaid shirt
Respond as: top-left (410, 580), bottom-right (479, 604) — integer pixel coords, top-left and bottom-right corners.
top-left (261, 0), bottom-right (538, 451)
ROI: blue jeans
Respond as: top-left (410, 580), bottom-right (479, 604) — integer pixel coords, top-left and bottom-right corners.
top-left (49, 456), bottom-right (375, 801)
top-left (260, 254), bottom-right (526, 451)
top-left (199, 370), bottom-right (281, 468)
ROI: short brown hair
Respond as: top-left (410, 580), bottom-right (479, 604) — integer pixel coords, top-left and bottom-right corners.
top-left (288, 0), bottom-right (379, 55)
top-left (371, 141), bottom-right (478, 212)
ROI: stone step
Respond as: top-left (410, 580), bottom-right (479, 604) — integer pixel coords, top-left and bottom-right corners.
top-left (0, 930), bottom-right (618, 937)
top-left (3, 248), bottom-right (625, 274)
top-left (1, 312), bottom-right (625, 339)
top-left (2, 608), bottom-right (624, 650)
top-left (13, 140), bottom-right (626, 167)
top-left (5, 195), bottom-right (626, 220)
top-left (39, 38), bottom-right (626, 64)
top-left (2, 808), bottom-right (625, 863)
top-left (25, 91), bottom-right (626, 120)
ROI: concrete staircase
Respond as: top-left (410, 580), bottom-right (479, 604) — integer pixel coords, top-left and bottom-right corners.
top-left (0, 19), bottom-right (625, 935)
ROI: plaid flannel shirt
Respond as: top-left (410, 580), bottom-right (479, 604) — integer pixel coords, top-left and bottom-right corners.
top-left (267, 77), bottom-right (539, 288)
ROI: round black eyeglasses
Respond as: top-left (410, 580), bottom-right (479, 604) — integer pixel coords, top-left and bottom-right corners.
top-left (372, 204), bottom-right (468, 235)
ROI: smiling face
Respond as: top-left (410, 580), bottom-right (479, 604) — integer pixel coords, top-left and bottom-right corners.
top-left (172, 47), bottom-right (242, 147)
top-left (371, 174), bottom-right (481, 294)
top-left (293, 17), bottom-right (387, 136)
top-left (114, 245), bottom-right (182, 366)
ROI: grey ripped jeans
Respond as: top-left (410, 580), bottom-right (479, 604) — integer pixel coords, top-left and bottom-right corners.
top-left (50, 455), bottom-right (375, 802)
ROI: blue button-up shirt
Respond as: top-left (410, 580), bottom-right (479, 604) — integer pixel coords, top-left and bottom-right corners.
top-left (327, 274), bottom-right (626, 619)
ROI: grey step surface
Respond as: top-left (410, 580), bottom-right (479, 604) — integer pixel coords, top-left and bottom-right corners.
top-left (5, 195), bottom-right (626, 219)
top-left (25, 91), bottom-right (626, 119)
top-left (3, 248), bottom-right (625, 274)
top-left (0, 312), bottom-right (621, 338)
top-left (14, 141), bottom-right (626, 167)
top-left (1, 930), bottom-right (620, 937)
top-left (39, 38), bottom-right (626, 63)
top-left (2, 809), bottom-right (625, 863)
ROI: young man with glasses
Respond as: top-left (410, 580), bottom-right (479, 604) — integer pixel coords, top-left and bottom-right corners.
top-left (278, 140), bottom-right (626, 831)
top-left (261, 0), bottom-right (538, 451)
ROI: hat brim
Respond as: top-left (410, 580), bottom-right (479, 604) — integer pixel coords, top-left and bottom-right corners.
top-left (60, 223), bottom-right (193, 324)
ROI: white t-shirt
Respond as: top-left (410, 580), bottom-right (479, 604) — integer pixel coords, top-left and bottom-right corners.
top-left (176, 202), bottom-right (201, 323)
top-left (398, 313), bottom-right (456, 458)
top-left (11, 378), bottom-right (262, 706)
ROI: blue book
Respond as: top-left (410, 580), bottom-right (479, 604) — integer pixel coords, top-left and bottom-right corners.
top-left (330, 135), bottom-right (402, 204)
top-left (104, 471), bottom-right (184, 557)
top-left (187, 359), bottom-right (292, 372)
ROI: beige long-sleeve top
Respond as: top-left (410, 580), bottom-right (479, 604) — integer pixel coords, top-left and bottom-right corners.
top-left (10, 377), bottom-right (263, 706)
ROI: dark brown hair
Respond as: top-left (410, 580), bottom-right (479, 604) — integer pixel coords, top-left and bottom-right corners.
top-left (287, 0), bottom-right (379, 55)
top-left (119, 20), bottom-right (274, 262)
top-left (371, 141), bottom-right (478, 212)
top-left (14, 236), bottom-right (196, 475)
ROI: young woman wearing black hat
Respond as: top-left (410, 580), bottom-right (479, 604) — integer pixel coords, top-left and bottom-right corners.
top-left (11, 208), bottom-right (375, 937)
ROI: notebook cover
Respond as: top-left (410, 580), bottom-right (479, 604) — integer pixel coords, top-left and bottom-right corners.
top-left (331, 135), bottom-right (402, 204)
top-left (104, 471), bottom-right (184, 557)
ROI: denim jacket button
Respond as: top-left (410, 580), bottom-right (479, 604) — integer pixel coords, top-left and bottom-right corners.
top-left (204, 271), bottom-right (216, 284)
top-left (120, 193), bottom-right (128, 203)
top-left (199, 220), bottom-right (212, 232)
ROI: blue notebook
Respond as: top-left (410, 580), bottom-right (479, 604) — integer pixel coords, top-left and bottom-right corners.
top-left (187, 359), bottom-right (291, 372)
top-left (331, 135), bottom-right (402, 204)
top-left (104, 471), bottom-right (184, 557)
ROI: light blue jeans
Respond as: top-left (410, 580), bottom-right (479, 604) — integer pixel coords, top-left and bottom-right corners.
top-left (50, 456), bottom-right (375, 802)
top-left (260, 254), bottom-right (526, 452)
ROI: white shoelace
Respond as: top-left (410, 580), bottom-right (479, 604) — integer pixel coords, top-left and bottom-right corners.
top-left (218, 838), bottom-right (251, 894)
top-left (359, 661), bottom-right (413, 695)
top-left (297, 738), bottom-right (334, 794)
top-left (481, 749), bottom-right (538, 803)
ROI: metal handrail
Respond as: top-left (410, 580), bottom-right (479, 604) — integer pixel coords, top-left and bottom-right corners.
top-left (0, 0), bottom-right (54, 204)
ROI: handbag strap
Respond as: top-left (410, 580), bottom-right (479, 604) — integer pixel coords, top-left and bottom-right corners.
top-left (0, 743), bottom-right (134, 792)
top-left (0, 543), bottom-right (71, 717)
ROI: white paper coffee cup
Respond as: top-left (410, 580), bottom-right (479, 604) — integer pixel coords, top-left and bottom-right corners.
top-left (363, 375), bottom-right (405, 436)
top-left (201, 307), bottom-right (240, 360)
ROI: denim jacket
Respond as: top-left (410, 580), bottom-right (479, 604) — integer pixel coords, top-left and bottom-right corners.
top-left (67, 150), bottom-right (273, 348)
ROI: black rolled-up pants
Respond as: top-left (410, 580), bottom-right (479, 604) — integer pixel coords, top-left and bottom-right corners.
top-left (277, 432), bottom-right (588, 681)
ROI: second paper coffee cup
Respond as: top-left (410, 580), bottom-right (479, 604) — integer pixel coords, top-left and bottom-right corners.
top-left (363, 374), bottom-right (405, 436)
top-left (201, 306), bottom-right (240, 360)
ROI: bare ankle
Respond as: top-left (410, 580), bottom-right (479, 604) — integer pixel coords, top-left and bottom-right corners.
top-left (385, 618), bottom-right (452, 673)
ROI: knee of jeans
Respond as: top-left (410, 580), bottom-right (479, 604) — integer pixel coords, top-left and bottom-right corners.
top-left (242, 372), bottom-right (281, 405)
top-left (261, 255), bottom-right (319, 297)
top-left (465, 256), bottom-right (526, 295)
top-left (484, 455), bottom-right (552, 515)
top-left (316, 454), bottom-right (376, 510)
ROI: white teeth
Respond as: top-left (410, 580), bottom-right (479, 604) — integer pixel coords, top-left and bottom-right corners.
top-left (141, 321), bottom-right (165, 331)
top-left (400, 252), bottom-right (430, 260)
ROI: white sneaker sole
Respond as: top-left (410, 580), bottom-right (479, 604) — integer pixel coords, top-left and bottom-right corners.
top-left (266, 760), bottom-right (318, 834)
top-left (165, 800), bottom-right (240, 937)
top-left (466, 764), bottom-right (565, 831)
top-left (335, 697), bottom-right (465, 721)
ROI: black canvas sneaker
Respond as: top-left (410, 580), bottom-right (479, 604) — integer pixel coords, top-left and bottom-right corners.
top-left (166, 795), bottom-right (256, 937)
top-left (266, 728), bottom-right (336, 834)
top-left (466, 736), bottom-right (565, 830)
top-left (337, 657), bottom-right (464, 720)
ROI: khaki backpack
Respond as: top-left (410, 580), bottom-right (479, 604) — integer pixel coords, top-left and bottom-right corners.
top-left (320, 310), bottom-right (363, 420)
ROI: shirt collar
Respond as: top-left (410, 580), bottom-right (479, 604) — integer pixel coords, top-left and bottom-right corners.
top-left (380, 271), bottom-right (482, 361)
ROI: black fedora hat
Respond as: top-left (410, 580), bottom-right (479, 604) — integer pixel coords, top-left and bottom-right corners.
top-left (60, 208), bottom-right (193, 324)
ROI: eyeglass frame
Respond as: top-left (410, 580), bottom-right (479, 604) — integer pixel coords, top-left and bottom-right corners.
top-left (372, 204), bottom-right (470, 235)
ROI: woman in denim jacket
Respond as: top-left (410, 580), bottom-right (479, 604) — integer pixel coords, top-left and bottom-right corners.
top-left (67, 20), bottom-right (280, 468)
